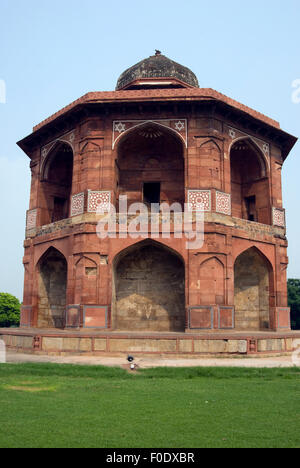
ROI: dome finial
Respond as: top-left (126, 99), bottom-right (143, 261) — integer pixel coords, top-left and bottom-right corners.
top-left (155, 49), bottom-right (162, 56)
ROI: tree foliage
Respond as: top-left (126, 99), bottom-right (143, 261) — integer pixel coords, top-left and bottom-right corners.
top-left (0, 293), bottom-right (21, 328)
top-left (288, 279), bottom-right (300, 330)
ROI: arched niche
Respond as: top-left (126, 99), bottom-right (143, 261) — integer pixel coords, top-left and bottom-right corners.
top-left (112, 240), bottom-right (185, 332)
top-left (40, 142), bottom-right (74, 225)
top-left (115, 123), bottom-right (185, 210)
top-left (234, 247), bottom-right (273, 331)
top-left (37, 247), bottom-right (67, 329)
top-left (199, 139), bottom-right (222, 187)
top-left (74, 256), bottom-right (98, 305)
top-left (199, 257), bottom-right (225, 305)
top-left (230, 138), bottom-right (270, 224)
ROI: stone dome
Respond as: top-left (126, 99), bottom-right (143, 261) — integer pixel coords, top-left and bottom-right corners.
top-left (116, 52), bottom-right (199, 90)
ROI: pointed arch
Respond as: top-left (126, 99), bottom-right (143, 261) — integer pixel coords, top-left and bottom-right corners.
top-left (74, 255), bottom-right (98, 305)
top-left (41, 140), bottom-right (74, 181)
top-left (113, 120), bottom-right (187, 150)
top-left (113, 239), bottom-right (185, 269)
top-left (199, 255), bottom-right (224, 268)
top-left (80, 140), bottom-right (102, 155)
top-left (75, 255), bottom-right (98, 268)
top-left (40, 141), bottom-right (74, 225)
top-left (199, 256), bottom-right (225, 305)
top-left (116, 122), bottom-right (185, 210)
top-left (36, 246), bottom-right (67, 267)
top-left (234, 245), bottom-right (273, 271)
top-left (200, 138), bottom-right (222, 153)
top-left (37, 247), bottom-right (67, 329)
top-left (230, 137), bottom-right (271, 224)
top-left (112, 239), bottom-right (185, 332)
top-left (234, 246), bottom-right (274, 330)
top-left (229, 136), bottom-right (269, 175)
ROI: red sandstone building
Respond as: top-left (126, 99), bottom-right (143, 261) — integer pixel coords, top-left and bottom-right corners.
top-left (6, 52), bottom-right (300, 355)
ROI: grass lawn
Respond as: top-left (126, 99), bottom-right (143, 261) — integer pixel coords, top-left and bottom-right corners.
top-left (0, 363), bottom-right (299, 448)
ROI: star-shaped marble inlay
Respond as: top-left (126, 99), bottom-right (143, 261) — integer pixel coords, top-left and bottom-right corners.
top-left (175, 121), bottom-right (185, 132)
top-left (114, 122), bottom-right (126, 133)
top-left (229, 128), bottom-right (236, 139)
top-left (263, 143), bottom-right (269, 154)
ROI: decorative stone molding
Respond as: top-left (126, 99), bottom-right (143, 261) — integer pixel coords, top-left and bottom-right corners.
top-left (188, 190), bottom-right (211, 212)
top-left (71, 192), bottom-right (85, 217)
top-left (87, 190), bottom-right (111, 213)
top-left (216, 191), bottom-right (231, 216)
top-left (272, 207), bottom-right (285, 228)
top-left (112, 119), bottom-right (188, 149)
top-left (26, 209), bottom-right (37, 230)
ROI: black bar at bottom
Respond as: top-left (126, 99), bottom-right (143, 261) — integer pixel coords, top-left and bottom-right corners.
top-left (99, 450), bottom-right (199, 465)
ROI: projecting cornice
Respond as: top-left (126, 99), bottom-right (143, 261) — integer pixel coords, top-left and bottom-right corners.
top-left (17, 88), bottom-right (297, 161)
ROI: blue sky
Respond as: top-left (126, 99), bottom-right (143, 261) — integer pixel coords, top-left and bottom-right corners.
top-left (0, 0), bottom-right (300, 300)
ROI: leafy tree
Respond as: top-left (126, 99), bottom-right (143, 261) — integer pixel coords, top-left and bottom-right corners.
top-left (0, 293), bottom-right (21, 328)
top-left (288, 279), bottom-right (300, 330)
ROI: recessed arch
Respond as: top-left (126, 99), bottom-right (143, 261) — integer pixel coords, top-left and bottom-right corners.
top-left (113, 120), bottom-right (187, 150)
top-left (40, 141), bottom-right (74, 225)
top-left (74, 255), bottom-right (98, 305)
top-left (35, 245), bottom-right (67, 267)
top-left (229, 136), bottom-right (269, 175)
top-left (234, 245), bottom-right (273, 270)
top-left (234, 246), bottom-right (274, 330)
top-left (75, 255), bottom-right (98, 268)
top-left (199, 256), bottom-right (225, 305)
top-left (41, 140), bottom-right (74, 181)
top-left (80, 140), bottom-right (101, 155)
top-left (37, 247), bottom-right (67, 329)
top-left (200, 138), bottom-right (222, 153)
top-left (116, 123), bottom-right (185, 210)
top-left (230, 137), bottom-right (271, 224)
top-left (199, 255), bottom-right (225, 268)
top-left (112, 239), bottom-right (186, 332)
top-left (113, 238), bottom-right (185, 268)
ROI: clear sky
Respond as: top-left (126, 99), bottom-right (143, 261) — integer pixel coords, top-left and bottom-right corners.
top-left (0, 0), bottom-right (300, 300)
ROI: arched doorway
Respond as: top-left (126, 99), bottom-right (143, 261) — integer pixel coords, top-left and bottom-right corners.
top-left (37, 248), bottom-right (67, 329)
top-left (116, 124), bottom-right (185, 210)
top-left (234, 247), bottom-right (272, 330)
top-left (113, 241), bottom-right (185, 332)
top-left (40, 142), bottom-right (74, 225)
top-left (230, 139), bottom-right (270, 224)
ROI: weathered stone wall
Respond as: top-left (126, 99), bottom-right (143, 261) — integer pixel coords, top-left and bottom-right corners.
top-left (38, 249), bottom-right (67, 328)
top-left (234, 248), bottom-right (270, 330)
top-left (114, 243), bottom-right (185, 332)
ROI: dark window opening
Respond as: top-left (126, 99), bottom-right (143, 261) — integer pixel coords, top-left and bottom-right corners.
top-left (52, 197), bottom-right (68, 223)
top-left (143, 182), bottom-right (161, 205)
top-left (245, 196), bottom-right (256, 222)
